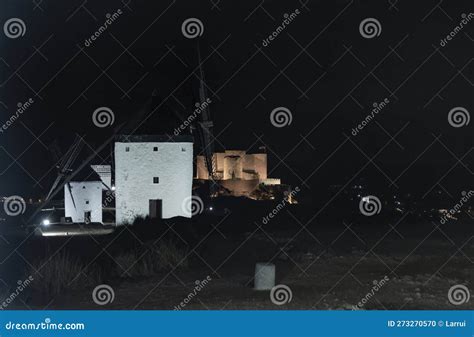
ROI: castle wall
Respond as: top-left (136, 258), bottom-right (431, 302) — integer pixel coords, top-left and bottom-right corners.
top-left (196, 151), bottom-right (267, 181)
top-left (223, 155), bottom-right (243, 180)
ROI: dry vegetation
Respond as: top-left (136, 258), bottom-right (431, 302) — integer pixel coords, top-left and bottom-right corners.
top-left (115, 240), bottom-right (189, 278)
top-left (29, 251), bottom-right (102, 297)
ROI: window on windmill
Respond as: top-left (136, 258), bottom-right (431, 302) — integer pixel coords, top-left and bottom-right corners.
top-left (181, 147), bottom-right (186, 152)
top-left (85, 200), bottom-right (89, 205)
top-left (82, 186), bottom-right (86, 189)
top-left (153, 146), bottom-right (158, 152)
top-left (153, 177), bottom-right (159, 184)
top-left (125, 147), bottom-right (130, 152)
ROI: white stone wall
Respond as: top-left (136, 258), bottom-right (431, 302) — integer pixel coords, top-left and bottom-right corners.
top-left (64, 181), bottom-right (103, 223)
top-left (115, 141), bottom-right (193, 224)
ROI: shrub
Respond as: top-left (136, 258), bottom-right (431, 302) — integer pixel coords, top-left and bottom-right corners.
top-left (115, 250), bottom-right (153, 278)
top-left (29, 251), bottom-right (101, 297)
top-left (115, 240), bottom-right (188, 278)
top-left (155, 240), bottom-right (188, 270)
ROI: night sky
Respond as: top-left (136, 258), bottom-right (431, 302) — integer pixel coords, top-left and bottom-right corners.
top-left (0, 0), bottom-right (472, 199)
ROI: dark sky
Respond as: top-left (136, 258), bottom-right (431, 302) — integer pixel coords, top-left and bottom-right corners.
top-left (0, 0), bottom-right (472, 198)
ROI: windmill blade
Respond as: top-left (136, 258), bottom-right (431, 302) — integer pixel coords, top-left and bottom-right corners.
top-left (45, 135), bottom-right (84, 201)
top-left (194, 42), bottom-right (219, 195)
top-left (66, 182), bottom-right (76, 210)
top-left (28, 124), bottom-right (125, 224)
top-left (46, 174), bottom-right (64, 201)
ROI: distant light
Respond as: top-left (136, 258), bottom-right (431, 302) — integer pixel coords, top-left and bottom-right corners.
top-left (209, 207), bottom-right (213, 211)
top-left (111, 186), bottom-right (116, 191)
top-left (42, 219), bottom-right (50, 226)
